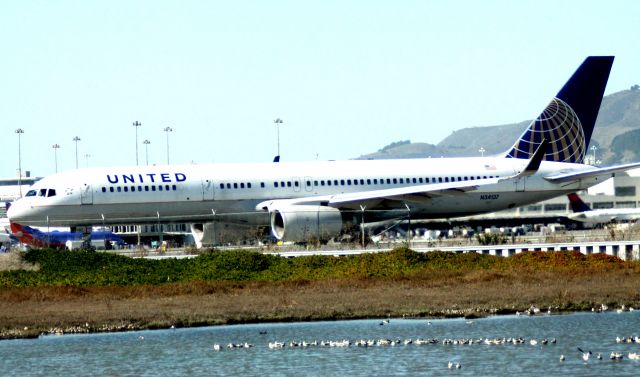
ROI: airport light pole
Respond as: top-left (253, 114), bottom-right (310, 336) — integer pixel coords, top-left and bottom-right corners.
top-left (15, 128), bottom-right (24, 197)
top-left (479, 147), bottom-right (485, 157)
top-left (84, 154), bottom-right (91, 168)
top-left (133, 121), bottom-right (142, 166)
top-left (274, 118), bottom-right (283, 157)
top-left (143, 139), bottom-right (151, 165)
top-left (52, 144), bottom-right (60, 173)
top-left (163, 127), bottom-right (172, 164)
top-left (72, 136), bottom-right (81, 169)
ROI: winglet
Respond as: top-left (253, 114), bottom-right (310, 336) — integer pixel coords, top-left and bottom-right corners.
top-left (520, 139), bottom-right (548, 177)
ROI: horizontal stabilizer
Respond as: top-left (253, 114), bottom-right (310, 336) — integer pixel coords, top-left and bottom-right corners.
top-left (545, 162), bottom-right (640, 183)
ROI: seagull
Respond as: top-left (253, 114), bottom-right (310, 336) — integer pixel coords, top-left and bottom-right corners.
top-left (578, 347), bottom-right (592, 362)
top-left (212, 343), bottom-right (221, 351)
top-left (530, 339), bottom-right (538, 346)
top-left (597, 353), bottom-right (602, 360)
top-left (560, 354), bottom-right (565, 362)
top-left (610, 352), bottom-right (623, 361)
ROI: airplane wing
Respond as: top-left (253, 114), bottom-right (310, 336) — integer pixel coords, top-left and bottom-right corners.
top-left (256, 177), bottom-right (501, 210)
top-left (256, 141), bottom-right (547, 210)
top-left (544, 162), bottom-right (640, 183)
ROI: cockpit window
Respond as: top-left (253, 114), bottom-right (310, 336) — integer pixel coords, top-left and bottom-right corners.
top-left (26, 190), bottom-right (37, 197)
top-left (39, 189), bottom-right (47, 197)
top-left (47, 189), bottom-right (56, 197)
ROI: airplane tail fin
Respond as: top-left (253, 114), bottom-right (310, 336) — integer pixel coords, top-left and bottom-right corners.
top-left (506, 56), bottom-right (613, 163)
top-left (9, 222), bottom-right (42, 245)
top-left (567, 193), bottom-right (592, 213)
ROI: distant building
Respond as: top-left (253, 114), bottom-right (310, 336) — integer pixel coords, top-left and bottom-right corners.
top-left (0, 172), bottom-right (41, 218)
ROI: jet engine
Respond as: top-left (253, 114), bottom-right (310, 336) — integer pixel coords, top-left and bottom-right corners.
top-left (270, 204), bottom-right (343, 243)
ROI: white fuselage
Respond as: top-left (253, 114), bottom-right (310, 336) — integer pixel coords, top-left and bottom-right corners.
top-left (569, 208), bottom-right (640, 223)
top-left (7, 156), bottom-right (601, 227)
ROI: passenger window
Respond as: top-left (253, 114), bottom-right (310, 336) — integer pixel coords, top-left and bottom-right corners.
top-left (353, 179), bottom-right (357, 185)
top-left (327, 181), bottom-right (331, 186)
top-left (159, 185), bottom-right (163, 191)
top-left (124, 187), bottom-right (129, 192)
top-left (233, 183), bottom-right (238, 189)
top-left (172, 185), bottom-right (177, 190)
top-left (393, 178), bottom-right (397, 184)
top-left (110, 187), bottom-right (114, 193)
top-left (138, 186), bottom-right (142, 191)
top-left (102, 187), bottom-right (106, 193)
top-left (274, 182), bottom-right (278, 188)
top-left (165, 185), bottom-right (170, 191)
top-left (117, 187), bottom-right (122, 192)
top-left (227, 183), bottom-right (231, 189)
top-left (131, 186), bottom-right (135, 192)
top-left (145, 186), bottom-right (149, 191)
top-left (248, 183), bottom-right (252, 188)
top-left (151, 186), bottom-right (156, 191)
top-left (340, 180), bottom-right (345, 186)
top-left (399, 178), bottom-right (404, 184)
top-left (373, 179), bottom-right (377, 184)
top-left (287, 181), bottom-right (292, 187)
top-left (294, 181), bottom-right (299, 187)
top-left (260, 182), bottom-right (265, 188)
top-left (220, 183), bottom-right (225, 189)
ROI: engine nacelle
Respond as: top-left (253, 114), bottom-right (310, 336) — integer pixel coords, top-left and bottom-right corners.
top-left (270, 205), bottom-right (343, 243)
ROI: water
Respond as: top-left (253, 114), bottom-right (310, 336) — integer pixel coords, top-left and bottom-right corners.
top-left (1, 311), bottom-right (640, 376)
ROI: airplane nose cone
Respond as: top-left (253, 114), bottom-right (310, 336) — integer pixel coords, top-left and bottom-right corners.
top-left (7, 199), bottom-right (29, 223)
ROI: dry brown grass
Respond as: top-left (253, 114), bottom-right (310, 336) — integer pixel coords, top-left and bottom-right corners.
top-left (0, 250), bottom-right (39, 272)
top-left (2, 266), bottom-right (640, 339)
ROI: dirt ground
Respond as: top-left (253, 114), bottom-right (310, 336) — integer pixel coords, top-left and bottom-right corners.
top-left (2, 268), bottom-right (639, 339)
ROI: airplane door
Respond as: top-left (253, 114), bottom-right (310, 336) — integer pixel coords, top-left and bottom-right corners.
top-left (293, 177), bottom-right (301, 192)
top-left (202, 179), bottom-right (214, 200)
top-left (81, 183), bottom-right (93, 205)
top-left (515, 177), bottom-right (526, 192)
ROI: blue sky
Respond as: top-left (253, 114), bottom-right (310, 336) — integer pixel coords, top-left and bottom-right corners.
top-left (1, 0), bottom-right (639, 178)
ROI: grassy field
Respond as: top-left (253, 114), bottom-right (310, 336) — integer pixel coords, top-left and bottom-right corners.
top-left (1, 248), bottom-right (639, 339)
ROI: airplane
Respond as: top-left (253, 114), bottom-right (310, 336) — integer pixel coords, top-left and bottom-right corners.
top-left (9, 56), bottom-right (640, 247)
top-left (0, 218), bottom-right (12, 244)
top-left (8, 222), bottom-right (126, 250)
top-left (567, 193), bottom-right (640, 224)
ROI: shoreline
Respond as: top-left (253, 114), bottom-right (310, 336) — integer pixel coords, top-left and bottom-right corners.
top-left (3, 269), bottom-right (639, 340)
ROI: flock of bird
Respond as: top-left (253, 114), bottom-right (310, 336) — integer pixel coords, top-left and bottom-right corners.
top-left (208, 321), bottom-right (640, 370)
top-left (211, 335), bottom-right (562, 352)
